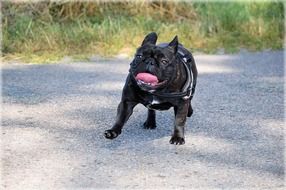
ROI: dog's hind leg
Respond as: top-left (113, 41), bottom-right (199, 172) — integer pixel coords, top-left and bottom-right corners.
top-left (187, 100), bottom-right (193, 117)
top-left (143, 109), bottom-right (157, 129)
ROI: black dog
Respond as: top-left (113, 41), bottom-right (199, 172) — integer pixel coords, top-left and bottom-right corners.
top-left (104, 32), bottom-right (197, 145)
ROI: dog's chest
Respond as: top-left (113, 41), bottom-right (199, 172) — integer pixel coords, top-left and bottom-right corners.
top-left (143, 96), bottom-right (173, 110)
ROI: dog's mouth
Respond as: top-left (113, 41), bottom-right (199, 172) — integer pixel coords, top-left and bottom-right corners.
top-left (135, 73), bottom-right (167, 89)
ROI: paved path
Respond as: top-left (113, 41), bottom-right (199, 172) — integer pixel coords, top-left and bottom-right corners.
top-left (2, 51), bottom-right (284, 189)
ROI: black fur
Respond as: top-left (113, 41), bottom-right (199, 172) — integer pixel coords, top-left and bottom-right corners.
top-left (104, 32), bottom-right (197, 145)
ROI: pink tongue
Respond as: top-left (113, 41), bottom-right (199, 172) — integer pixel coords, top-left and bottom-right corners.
top-left (135, 73), bottom-right (158, 83)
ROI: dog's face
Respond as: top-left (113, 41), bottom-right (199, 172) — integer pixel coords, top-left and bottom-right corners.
top-left (130, 32), bottom-right (179, 91)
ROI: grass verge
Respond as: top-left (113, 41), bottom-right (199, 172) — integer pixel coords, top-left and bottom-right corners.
top-left (2, 1), bottom-right (284, 63)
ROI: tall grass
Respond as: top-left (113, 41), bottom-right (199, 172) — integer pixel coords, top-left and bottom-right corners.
top-left (2, 1), bottom-right (284, 63)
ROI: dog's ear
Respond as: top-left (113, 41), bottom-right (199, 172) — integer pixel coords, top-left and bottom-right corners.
top-left (168, 35), bottom-right (178, 53)
top-left (141, 32), bottom-right (158, 46)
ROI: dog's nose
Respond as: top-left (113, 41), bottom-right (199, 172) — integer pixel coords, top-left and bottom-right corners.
top-left (146, 58), bottom-right (155, 66)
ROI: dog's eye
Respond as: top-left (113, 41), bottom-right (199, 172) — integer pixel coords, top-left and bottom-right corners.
top-left (161, 59), bottom-right (168, 65)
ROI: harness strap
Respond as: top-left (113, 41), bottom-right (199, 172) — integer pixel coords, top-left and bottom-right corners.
top-left (150, 50), bottom-right (194, 100)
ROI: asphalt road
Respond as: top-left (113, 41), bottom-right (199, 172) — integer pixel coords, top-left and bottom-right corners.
top-left (2, 50), bottom-right (284, 189)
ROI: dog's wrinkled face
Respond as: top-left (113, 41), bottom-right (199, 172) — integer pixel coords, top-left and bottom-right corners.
top-left (130, 32), bottom-right (179, 91)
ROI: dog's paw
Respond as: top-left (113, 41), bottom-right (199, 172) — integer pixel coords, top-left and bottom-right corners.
top-left (143, 121), bottom-right (157, 129)
top-left (104, 129), bottom-right (121, 139)
top-left (169, 135), bottom-right (185, 145)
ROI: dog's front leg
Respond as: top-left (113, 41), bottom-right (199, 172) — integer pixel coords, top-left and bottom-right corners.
top-left (170, 102), bottom-right (189, 145)
top-left (104, 100), bottom-right (137, 139)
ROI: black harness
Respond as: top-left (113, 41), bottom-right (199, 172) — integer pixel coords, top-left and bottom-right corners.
top-left (149, 49), bottom-right (195, 100)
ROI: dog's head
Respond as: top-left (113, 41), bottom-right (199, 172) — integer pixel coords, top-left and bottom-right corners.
top-left (130, 32), bottom-right (179, 92)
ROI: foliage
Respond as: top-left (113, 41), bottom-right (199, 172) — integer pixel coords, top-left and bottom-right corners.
top-left (2, 1), bottom-right (284, 63)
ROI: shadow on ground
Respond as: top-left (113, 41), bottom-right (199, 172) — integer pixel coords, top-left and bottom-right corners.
top-left (2, 51), bottom-right (284, 189)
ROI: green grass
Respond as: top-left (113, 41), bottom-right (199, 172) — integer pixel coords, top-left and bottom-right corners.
top-left (2, 1), bottom-right (284, 63)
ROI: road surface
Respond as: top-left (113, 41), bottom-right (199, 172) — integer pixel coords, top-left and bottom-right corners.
top-left (2, 50), bottom-right (284, 189)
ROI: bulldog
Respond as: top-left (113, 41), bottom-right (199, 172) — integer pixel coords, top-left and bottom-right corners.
top-left (104, 32), bottom-right (197, 145)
